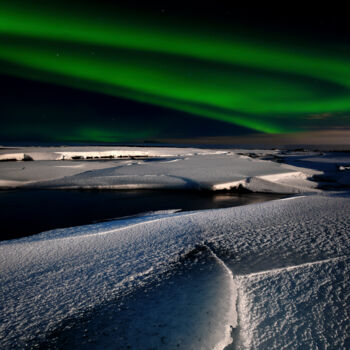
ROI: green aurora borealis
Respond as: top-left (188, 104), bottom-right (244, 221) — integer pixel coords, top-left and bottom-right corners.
top-left (0, 3), bottom-right (349, 143)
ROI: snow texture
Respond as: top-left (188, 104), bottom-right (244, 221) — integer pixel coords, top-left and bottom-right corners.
top-left (1, 147), bottom-right (349, 349)
top-left (1, 193), bottom-right (349, 349)
top-left (0, 147), bottom-right (333, 193)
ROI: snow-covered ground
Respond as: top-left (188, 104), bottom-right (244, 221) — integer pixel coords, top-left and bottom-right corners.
top-left (2, 146), bottom-right (348, 193)
top-left (0, 146), bottom-right (226, 161)
top-left (0, 147), bottom-right (349, 349)
top-left (1, 193), bottom-right (349, 349)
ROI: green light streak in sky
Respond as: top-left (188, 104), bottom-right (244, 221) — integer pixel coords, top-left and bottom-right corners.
top-left (61, 127), bottom-right (155, 143)
top-left (3, 124), bottom-right (155, 143)
top-left (0, 3), bottom-right (349, 134)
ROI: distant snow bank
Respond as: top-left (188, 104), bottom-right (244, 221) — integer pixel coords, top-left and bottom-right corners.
top-left (0, 152), bottom-right (26, 161)
top-left (1, 193), bottom-right (349, 349)
top-left (0, 146), bottom-right (226, 161)
top-left (0, 146), bottom-right (334, 193)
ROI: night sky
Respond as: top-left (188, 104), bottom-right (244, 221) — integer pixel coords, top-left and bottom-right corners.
top-left (1, 2), bottom-right (349, 144)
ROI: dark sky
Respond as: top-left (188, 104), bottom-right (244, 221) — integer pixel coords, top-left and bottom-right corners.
top-left (1, 2), bottom-right (349, 144)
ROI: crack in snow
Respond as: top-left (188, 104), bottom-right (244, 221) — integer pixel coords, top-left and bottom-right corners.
top-left (205, 245), bottom-right (238, 350)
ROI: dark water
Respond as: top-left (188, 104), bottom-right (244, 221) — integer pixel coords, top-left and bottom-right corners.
top-left (0, 189), bottom-right (286, 241)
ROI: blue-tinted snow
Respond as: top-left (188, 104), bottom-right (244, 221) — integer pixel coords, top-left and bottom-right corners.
top-left (1, 193), bottom-right (349, 349)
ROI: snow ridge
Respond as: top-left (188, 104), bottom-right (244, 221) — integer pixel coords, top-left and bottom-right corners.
top-left (237, 255), bottom-right (347, 279)
top-left (205, 245), bottom-right (238, 350)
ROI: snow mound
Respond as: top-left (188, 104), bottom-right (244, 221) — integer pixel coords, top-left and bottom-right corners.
top-left (235, 256), bottom-right (350, 349)
top-left (39, 246), bottom-right (237, 350)
top-left (1, 193), bottom-right (349, 348)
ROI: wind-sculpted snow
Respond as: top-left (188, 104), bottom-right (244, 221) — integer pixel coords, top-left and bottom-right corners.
top-left (0, 152), bottom-right (315, 193)
top-left (38, 246), bottom-right (237, 350)
top-left (1, 193), bottom-right (349, 348)
top-left (2, 147), bottom-right (349, 193)
top-left (235, 256), bottom-right (350, 349)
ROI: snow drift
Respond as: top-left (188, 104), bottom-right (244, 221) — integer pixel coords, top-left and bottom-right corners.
top-left (1, 193), bottom-right (349, 349)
